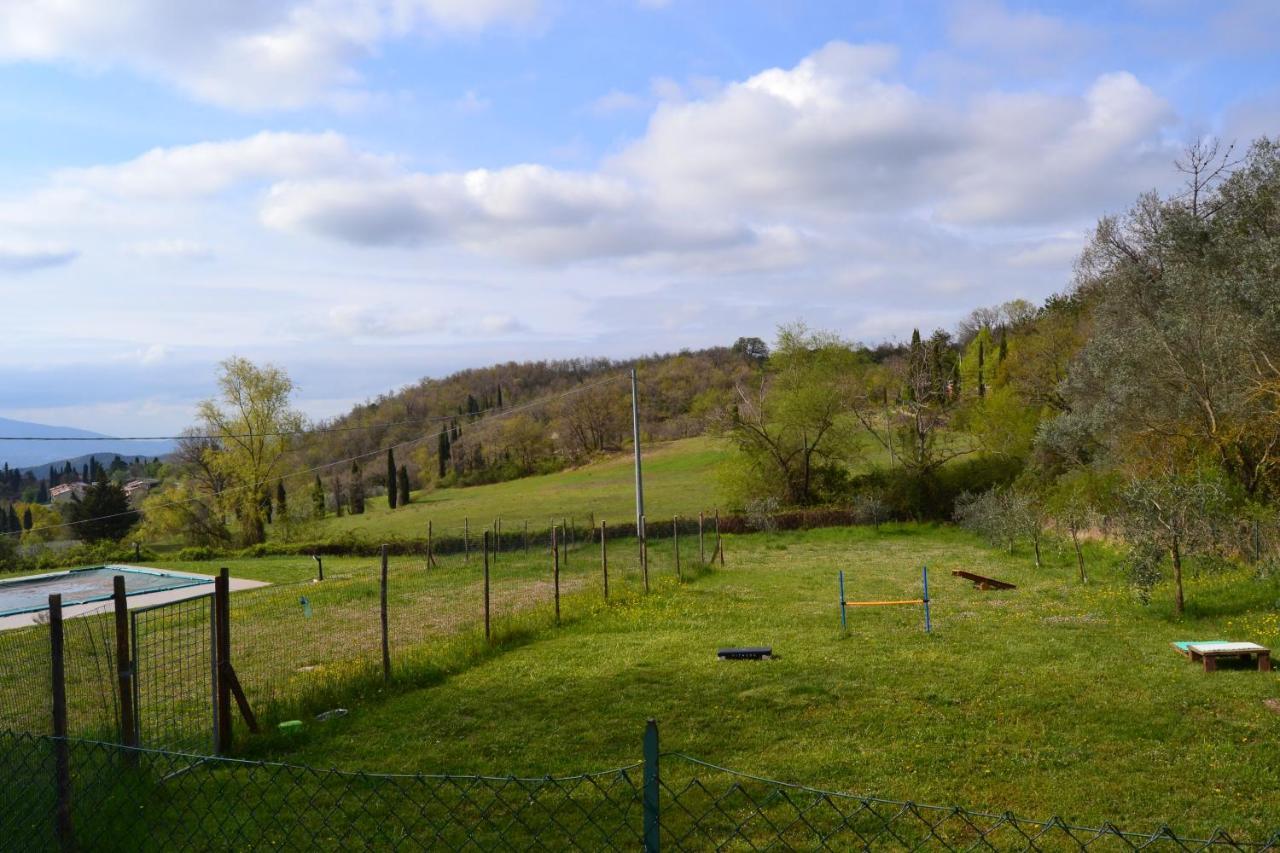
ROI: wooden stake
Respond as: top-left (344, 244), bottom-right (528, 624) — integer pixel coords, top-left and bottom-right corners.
top-left (553, 526), bottom-right (561, 626)
top-left (601, 520), bottom-right (609, 601)
top-left (674, 515), bottom-right (681, 581)
top-left (380, 545), bottom-right (390, 682)
top-left (483, 532), bottom-right (491, 642)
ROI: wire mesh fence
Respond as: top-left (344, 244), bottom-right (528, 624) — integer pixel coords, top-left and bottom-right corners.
top-left (1, 727), bottom-right (1275, 851)
top-left (0, 514), bottom-right (722, 747)
top-left (131, 594), bottom-right (215, 752)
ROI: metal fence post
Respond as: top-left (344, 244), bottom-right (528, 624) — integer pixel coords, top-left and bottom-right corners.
top-left (601, 520), bottom-right (609, 601)
top-left (643, 719), bottom-right (660, 852)
top-left (112, 576), bottom-right (137, 756)
top-left (380, 545), bottom-right (391, 682)
top-left (49, 593), bottom-right (75, 852)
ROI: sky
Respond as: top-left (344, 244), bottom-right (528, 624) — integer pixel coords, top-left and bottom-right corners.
top-left (0, 0), bottom-right (1277, 435)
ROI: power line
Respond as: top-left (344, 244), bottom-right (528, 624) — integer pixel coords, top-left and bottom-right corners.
top-left (1, 411), bottom-right (484, 443)
top-left (4, 375), bottom-right (626, 538)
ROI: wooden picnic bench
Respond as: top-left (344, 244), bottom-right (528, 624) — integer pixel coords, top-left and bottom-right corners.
top-left (1186, 642), bottom-right (1271, 672)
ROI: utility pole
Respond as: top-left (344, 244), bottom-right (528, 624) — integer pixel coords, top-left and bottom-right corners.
top-left (631, 366), bottom-right (645, 543)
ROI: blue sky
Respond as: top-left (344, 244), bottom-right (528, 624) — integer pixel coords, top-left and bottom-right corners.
top-left (0, 0), bottom-right (1276, 434)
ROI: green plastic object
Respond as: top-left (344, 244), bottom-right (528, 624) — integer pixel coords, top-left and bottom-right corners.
top-left (278, 720), bottom-right (303, 734)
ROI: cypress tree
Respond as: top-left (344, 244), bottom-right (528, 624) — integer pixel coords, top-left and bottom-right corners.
top-left (998, 327), bottom-right (1008, 362)
top-left (398, 465), bottom-right (410, 506)
top-left (332, 475), bottom-right (344, 517)
top-left (22, 507), bottom-right (32, 531)
top-left (437, 431), bottom-right (450, 479)
top-left (8, 504), bottom-right (18, 532)
top-left (37, 481), bottom-right (48, 504)
top-left (496, 385), bottom-right (503, 409)
top-left (349, 462), bottom-right (365, 514)
top-left (977, 339), bottom-right (986, 399)
top-left (311, 475), bottom-right (326, 519)
top-left (276, 480), bottom-right (288, 518)
top-left (386, 449), bottom-right (398, 509)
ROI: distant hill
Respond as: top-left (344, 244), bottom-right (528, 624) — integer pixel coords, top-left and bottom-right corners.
top-left (0, 416), bottom-right (173, 470)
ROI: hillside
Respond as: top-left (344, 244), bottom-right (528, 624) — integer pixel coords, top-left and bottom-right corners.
top-left (308, 436), bottom-right (731, 540)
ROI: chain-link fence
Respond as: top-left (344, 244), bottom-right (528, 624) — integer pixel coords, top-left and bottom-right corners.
top-left (2, 724), bottom-right (1276, 851)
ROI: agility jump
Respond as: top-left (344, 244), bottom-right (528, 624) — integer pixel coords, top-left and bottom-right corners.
top-left (839, 565), bottom-right (932, 633)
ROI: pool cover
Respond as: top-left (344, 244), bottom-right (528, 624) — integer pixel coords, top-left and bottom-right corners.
top-left (0, 566), bottom-right (212, 616)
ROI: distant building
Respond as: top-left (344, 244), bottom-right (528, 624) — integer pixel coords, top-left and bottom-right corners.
top-left (123, 479), bottom-right (159, 503)
top-left (49, 482), bottom-right (88, 503)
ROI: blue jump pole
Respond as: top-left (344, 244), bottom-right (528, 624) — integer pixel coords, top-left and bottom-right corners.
top-left (922, 564), bottom-right (932, 634)
top-left (838, 570), bottom-right (847, 632)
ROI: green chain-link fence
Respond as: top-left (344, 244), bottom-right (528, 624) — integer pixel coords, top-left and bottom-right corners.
top-left (2, 723), bottom-right (1276, 851)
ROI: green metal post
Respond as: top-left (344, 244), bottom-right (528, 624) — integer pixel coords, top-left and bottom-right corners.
top-left (643, 719), bottom-right (660, 852)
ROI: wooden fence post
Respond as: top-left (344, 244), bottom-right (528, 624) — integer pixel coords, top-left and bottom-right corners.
top-left (641, 514), bottom-right (649, 593)
top-left (699, 511), bottom-right (705, 565)
top-left (562, 517), bottom-right (570, 566)
top-left (112, 576), bottom-right (137, 754)
top-left (601, 520), bottom-right (609, 601)
top-left (716, 509), bottom-right (724, 566)
top-left (464, 517), bottom-right (470, 562)
top-left (524, 520), bottom-right (529, 554)
top-left (674, 516), bottom-right (681, 582)
top-left (483, 532), bottom-right (491, 642)
top-left (380, 545), bottom-right (391, 682)
top-left (553, 526), bottom-right (561, 626)
top-left (427, 521), bottom-right (436, 569)
top-left (49, 593), bottom-right (75, 851)
top-left (214, 569), bottom-right (232, 755)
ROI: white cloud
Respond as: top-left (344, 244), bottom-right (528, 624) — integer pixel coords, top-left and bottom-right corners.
top-left (123, 239), bottom-right (213, 260)
top-left (57, 131), bottom-right (394, 199)
top-left (948, 0), bottom-right (1093, 67)
top-left (589, 89), bottom-right (648, 115)
top-left (0, 241), bottom-right (78, 272)
top-left (0, 1), bottom-right (544, 110)
top-left (260, 164), bottom-right (757, 263)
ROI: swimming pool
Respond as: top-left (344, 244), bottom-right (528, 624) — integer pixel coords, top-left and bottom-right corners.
top-left (0, 566), bottom-right (213, 617)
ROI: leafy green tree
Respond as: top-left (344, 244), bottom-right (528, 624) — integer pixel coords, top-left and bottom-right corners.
top-left (196, 358), bottom-right (305, 545)
top-left (723, 324), bottom-right (863, 506)
top-left (71, 472), bottom-right (137, 543)
top-left (1117, 469), bottom-right (1233, 615)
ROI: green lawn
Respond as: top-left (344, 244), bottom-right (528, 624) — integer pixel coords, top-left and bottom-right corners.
top-left (307, 436), bottom-right (730, 542)
top-left (254, 525), bottom-right (1280, 839)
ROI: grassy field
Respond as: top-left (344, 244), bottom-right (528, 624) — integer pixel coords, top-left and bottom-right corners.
top-left (247, 525), bottom-right (1280, 839)
top-left (304, 436), bottom-right (730, 542)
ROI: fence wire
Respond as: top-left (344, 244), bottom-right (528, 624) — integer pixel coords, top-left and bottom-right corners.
top-left (131, 594), bottom-right (214, 752)
top-left (0, 733), bottom-right (1274, 852)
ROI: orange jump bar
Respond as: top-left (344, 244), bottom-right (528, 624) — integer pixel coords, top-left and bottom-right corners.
top-left (842, 599), bottom-right (924, 607)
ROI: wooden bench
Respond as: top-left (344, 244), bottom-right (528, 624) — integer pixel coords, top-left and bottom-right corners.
top-left (1186, 642), bottom-right (1271, 672)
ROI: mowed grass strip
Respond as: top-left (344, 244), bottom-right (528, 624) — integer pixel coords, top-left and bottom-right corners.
top-left (306, 436), bottom-right (729, 540)
top-left (267, 525), bottom-right (1280, 839)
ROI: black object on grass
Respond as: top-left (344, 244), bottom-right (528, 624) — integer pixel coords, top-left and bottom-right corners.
top-left (717, 647), bottom-right (772, 661)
